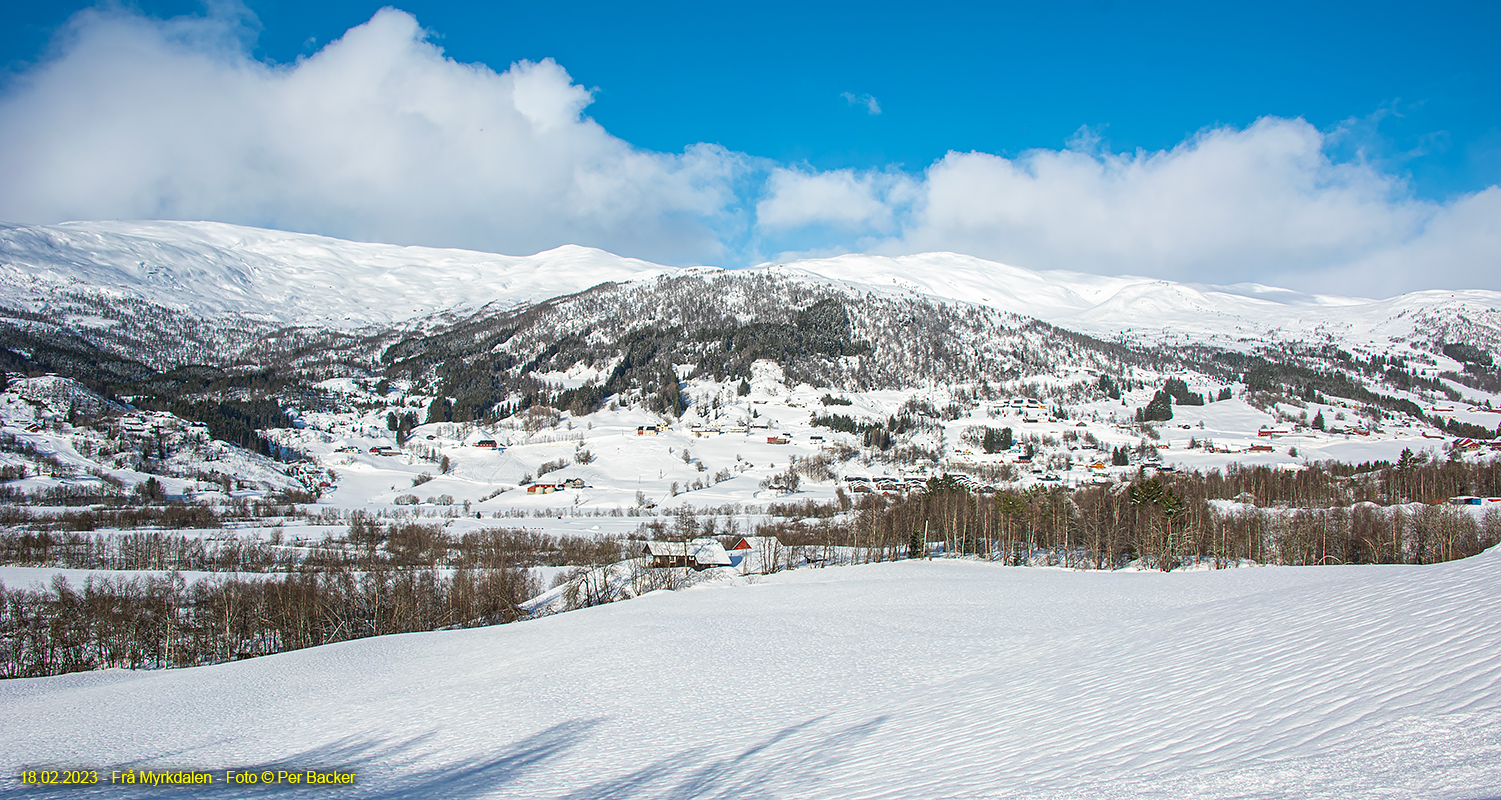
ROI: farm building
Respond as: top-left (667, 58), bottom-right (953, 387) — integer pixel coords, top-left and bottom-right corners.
top-left (642, 539), bottom-right (732, 570)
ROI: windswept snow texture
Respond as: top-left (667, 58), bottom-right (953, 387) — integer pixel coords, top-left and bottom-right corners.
top-left (0, 221), bottom-right (673, 329)
top-left (5, 553), bottom-right (1501, 798)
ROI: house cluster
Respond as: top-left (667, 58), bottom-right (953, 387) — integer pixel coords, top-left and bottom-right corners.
top-left (286, 462), bottom-right (336, 492)
top-left (117, 412), bottom-right (202, 438)
top-left (525, 478), bottom-right (587, 493)
top-left (843, 475), bottom-right (926, 494)
top-left (1451, 438), bottom-right (1501, 452)
top-left (1448, 496), bottom-right (1501, 505)
top-left (998, 398), bottom-right (1052, 422)
top-left (644, 423), bottom-right (787, 438)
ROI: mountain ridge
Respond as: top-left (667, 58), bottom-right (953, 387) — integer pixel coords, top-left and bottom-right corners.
top-left (5, 220), bottom-right (1497, 362)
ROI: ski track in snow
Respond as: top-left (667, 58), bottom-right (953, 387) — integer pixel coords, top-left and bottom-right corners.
top-left (3, 549), bottom-right (1499, 799)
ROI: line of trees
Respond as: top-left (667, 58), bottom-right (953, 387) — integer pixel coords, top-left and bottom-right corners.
top-left (757, 459), bottom-right (1501, 572)
top-left (0, 520), bottom-right (639, 677)
top-left (0, 565), bottom-right (536, 678)
top-left (1, 519), bottom-right (624, 573)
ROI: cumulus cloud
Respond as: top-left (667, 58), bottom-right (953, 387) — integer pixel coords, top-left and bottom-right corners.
top-left (0, 6), bottom-right (1495, 295)
top-left (836, 117), bottom-right (1495, 294)
top-left (756, 168), bottom-right (913, 232)
top-left (841, 92), bottom-right (881, 115)
top-left (0, 5), bottom-right (741, 263)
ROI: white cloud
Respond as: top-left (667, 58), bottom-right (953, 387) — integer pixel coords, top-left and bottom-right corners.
top-left (0, 5), bottom-right (741, 263)
top-left (756, 168), bottom-right (913, 232)
top-left (0, 6), bottom-right (1494, 295)
top-left (1307, 186), bottom-right (1501, 296)
top-left (854, 117), bottom-right (1497, 294)
top-left (841, 92), bottom-right (881, 115)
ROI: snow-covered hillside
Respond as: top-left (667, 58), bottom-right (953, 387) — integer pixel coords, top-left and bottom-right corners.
top-left (4, 551), bottom-right (1499, 798)
top-left (0, 220), bottom-right (673, 331)
top-left (780, 251), bottom-right (1501, 353)
top-left (5, 220), bottom-right (1499, 362)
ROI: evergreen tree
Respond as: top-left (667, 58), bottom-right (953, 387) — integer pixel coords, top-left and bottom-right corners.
top-left (425, 397), bottom-right (451, 425)
top-left (981, 427), bottom-right (1013, 453)
top-left (1098, 374), bottom-right (1120, 399)
top-left (1141, 390), bottom-right (1174, 422)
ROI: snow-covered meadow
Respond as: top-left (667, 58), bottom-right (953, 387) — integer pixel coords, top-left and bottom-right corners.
top-left (4, 547), bottom-right (1499, 798)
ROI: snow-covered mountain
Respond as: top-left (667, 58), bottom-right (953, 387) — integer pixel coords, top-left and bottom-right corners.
top-left (4, 220), bottom-right (1499, 365)
top-left (777, 251), bottom-right (1501, 353)
top-left (0, 220), bottom-right (673, 331)
top-left (3, 219), bottom-right (1498, 502)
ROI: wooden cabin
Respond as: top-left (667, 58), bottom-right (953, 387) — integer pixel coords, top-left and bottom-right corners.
top-left (642, 539), bottom-right (732, 570)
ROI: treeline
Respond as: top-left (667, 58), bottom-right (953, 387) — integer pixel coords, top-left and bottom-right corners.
top-left (0, 566), bottom-right (536, 678)
top-left (1200, 456), bottom-right (1501, 508)
top-left (850, 475), bottom-right (1500, 572)
top-left (748, 460), bottom-right (1501, 572)
top-left (0, 522), bottom-right (638, 677)
top-left (811, 411), bottom-right (925, 451)
top-left (0, 495), bottom-right (307, 525)
top-left (1216, 347), bottom-right (1499, 438)
top-left (1, 520), bottom-right (624, 573)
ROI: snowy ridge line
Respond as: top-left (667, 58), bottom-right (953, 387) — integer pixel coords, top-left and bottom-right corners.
top-left (773, 251), bottom-right (1501, 352)
top-left (4, 220), bottom-right (1500, 359)
top-left (0, 220), bottom-right (677, 331)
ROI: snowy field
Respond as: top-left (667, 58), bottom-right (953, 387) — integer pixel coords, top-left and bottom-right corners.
top-left (4, 549), bottom-right (1499, 799)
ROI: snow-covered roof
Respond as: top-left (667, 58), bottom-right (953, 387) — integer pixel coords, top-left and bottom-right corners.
top-left (642, 539), bottom-right (731, 567)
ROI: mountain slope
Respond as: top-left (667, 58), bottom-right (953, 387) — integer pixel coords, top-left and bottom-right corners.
top-left (5, 221), bottom-right (1499, 369)
top-left (3, 552), bottom-right (1498, 798)
top-left (0, 220), bottom-right (673, 330)
top-left (780, 251), bottom-right (1501, 353)
top-left (3, 221), bottom-right (1497, 461)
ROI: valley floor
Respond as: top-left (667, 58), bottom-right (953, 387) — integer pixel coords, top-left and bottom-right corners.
top-left (4, 547), bottom-right (1499, 799)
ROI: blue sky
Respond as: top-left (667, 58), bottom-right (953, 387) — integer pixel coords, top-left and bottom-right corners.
top-left (1, 1), bottom-right (1498, 294)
